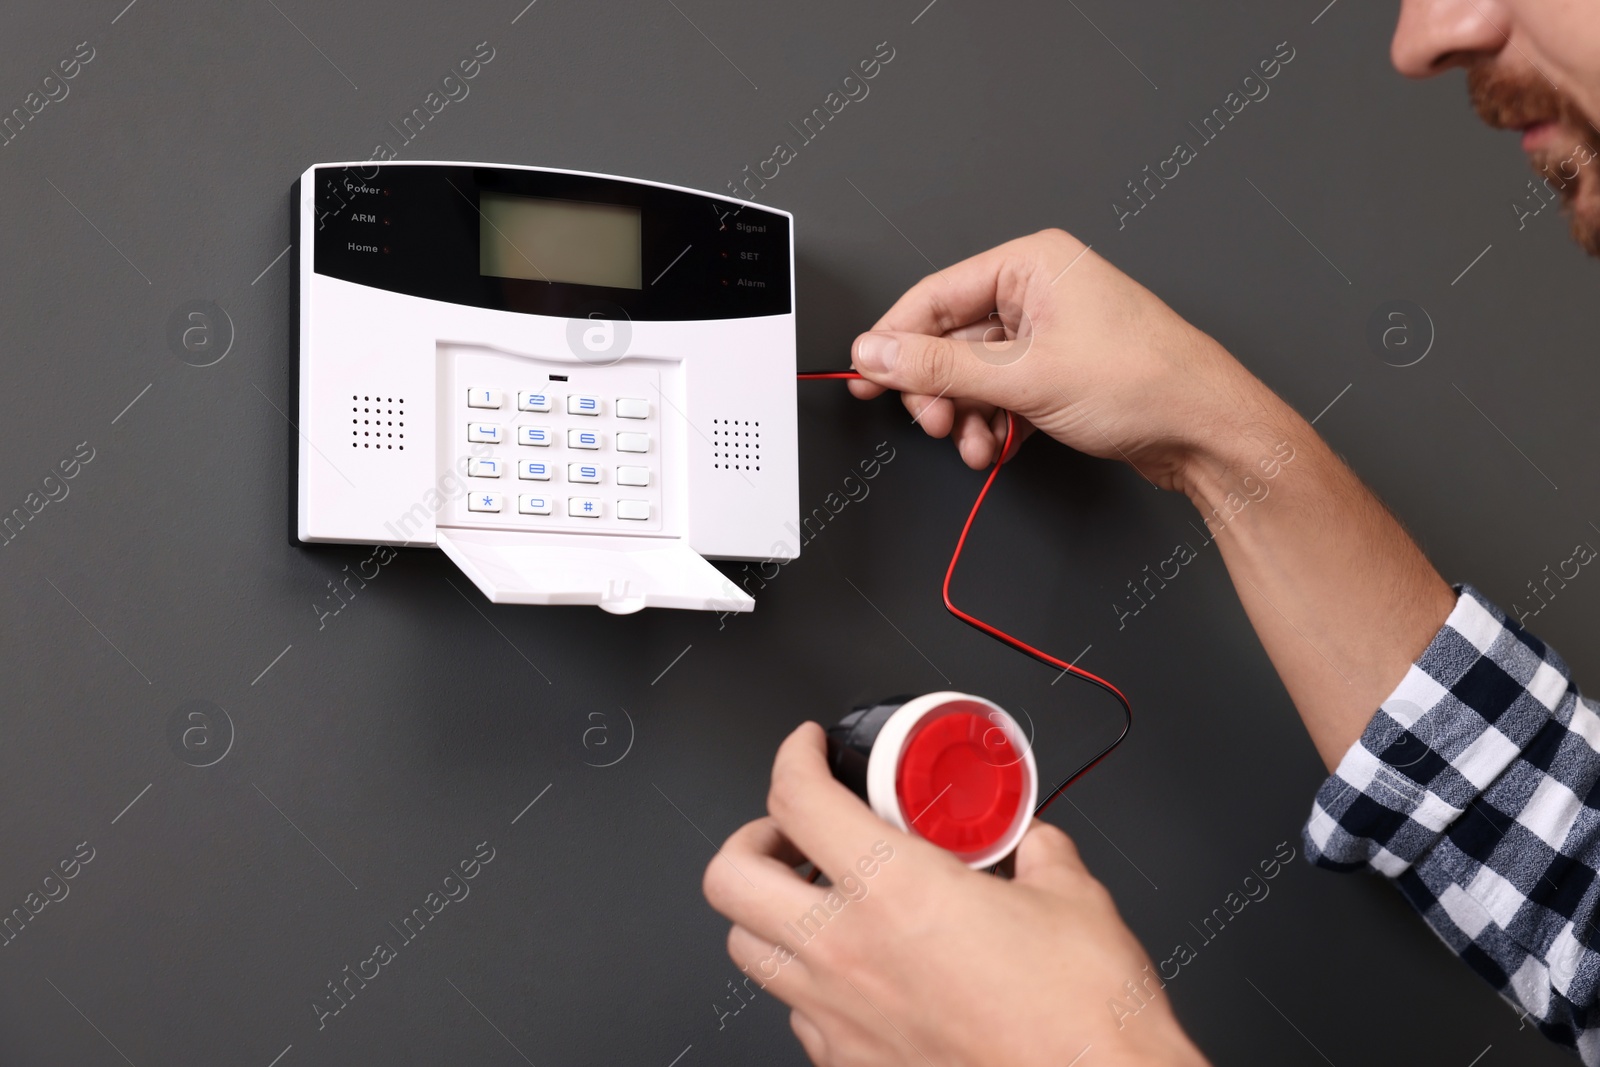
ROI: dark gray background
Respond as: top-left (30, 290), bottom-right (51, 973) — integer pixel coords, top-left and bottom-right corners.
top-left (0, 0), bottom-right (1588, 1063)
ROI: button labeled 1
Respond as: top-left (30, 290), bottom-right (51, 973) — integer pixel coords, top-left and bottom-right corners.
top-left (468, 387), bottom-right (503, 409)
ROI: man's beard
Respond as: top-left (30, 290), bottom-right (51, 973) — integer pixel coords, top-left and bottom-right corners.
top-left (1468, 63), bottom-right (1600, 255)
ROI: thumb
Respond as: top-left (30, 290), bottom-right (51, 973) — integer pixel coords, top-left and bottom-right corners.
top-left (852, 330), bottom-right (1023, 407)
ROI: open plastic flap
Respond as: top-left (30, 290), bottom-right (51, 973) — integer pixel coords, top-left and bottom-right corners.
top-left (435, 528), bottom-right (755, 615)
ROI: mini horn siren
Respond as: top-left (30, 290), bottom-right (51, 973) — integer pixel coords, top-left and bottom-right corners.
top-left (827, 692), bottom-right (1038, 869)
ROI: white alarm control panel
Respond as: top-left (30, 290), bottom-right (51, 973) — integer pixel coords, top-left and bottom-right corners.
top-left (294, 162), bottom-right (798, 613)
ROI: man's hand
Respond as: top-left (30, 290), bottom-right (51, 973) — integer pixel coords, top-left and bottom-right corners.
top-left (703, 723), bottom-right (1210, 1067)
top-left (846, 229), bottom-right (1275, 491)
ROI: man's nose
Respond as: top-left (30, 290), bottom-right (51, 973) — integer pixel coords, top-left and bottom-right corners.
top-left (1392, 0), bottom-right (1509, 77)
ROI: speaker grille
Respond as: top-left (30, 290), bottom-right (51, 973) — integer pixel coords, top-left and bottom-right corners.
top-left (711, 417), bottom-right (760, 471)
top-left (351, 394), bottom-right (406, 450)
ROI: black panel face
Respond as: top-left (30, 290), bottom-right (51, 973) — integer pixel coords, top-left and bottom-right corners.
top-left (310, 164), bottom-right (791, 320)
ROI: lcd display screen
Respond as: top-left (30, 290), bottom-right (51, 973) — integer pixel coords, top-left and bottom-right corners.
top-left (478, 193), bottom-right (642, 289)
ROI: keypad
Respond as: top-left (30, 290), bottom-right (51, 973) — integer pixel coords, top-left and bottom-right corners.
top-left (454, 376), bottom-right (663, 532)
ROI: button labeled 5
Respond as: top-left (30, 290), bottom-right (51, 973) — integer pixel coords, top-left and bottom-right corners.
top-left (518, 426), bottom-right (553, 447)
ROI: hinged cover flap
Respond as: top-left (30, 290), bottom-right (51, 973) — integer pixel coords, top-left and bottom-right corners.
top-left (435, 528), bottom-right (753, 615)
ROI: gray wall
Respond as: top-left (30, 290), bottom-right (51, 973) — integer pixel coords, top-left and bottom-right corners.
top-left (0, 0), bottom-right (1586, 1063)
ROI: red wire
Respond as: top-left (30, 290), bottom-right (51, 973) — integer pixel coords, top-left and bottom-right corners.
top-left (797, 370), bottom-right (1132, 816)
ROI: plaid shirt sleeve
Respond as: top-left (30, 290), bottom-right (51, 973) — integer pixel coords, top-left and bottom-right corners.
top-left (1304, 585), bottom-right (1600, 1062)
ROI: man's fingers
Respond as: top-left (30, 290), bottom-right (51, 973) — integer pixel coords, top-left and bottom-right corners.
top-left (952, 401), bottom-right (1001, 468)
top-left (868, 236), bottom-right (1050, 338)
top-left (767, 723), bottom-right (932, 882)
top-left (704, 817), bottom-right (828, 943)
top-left (727, 923), bottom-right (814, 1004)
top-left (790, 1009), bottom-right (830, 1066)
top-left (903, 393), bottom-right (955, 437)
top-left (1012, 820), bottom-right (1091, 892)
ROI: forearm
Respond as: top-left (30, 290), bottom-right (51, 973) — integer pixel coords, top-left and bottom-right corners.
top-left (1174, 370), bottom-right (1455, 769)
